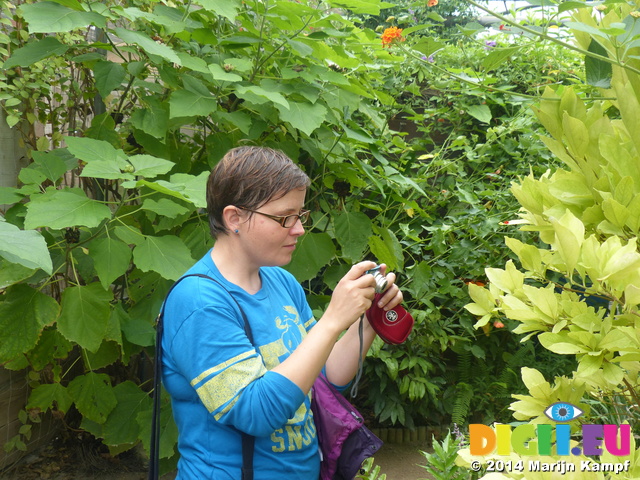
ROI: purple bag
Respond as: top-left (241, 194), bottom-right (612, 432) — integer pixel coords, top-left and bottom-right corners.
top-left (311, 373), bottom-right (383, 480)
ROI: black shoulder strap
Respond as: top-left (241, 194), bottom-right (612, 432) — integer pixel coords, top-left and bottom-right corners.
top-left (149, 273), bottom-right (254, 480)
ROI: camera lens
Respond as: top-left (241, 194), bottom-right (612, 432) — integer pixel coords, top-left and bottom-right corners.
top-left (366, 267), bottom-right (387, 293)
top-left (373, 273), bottom-right (387, 293)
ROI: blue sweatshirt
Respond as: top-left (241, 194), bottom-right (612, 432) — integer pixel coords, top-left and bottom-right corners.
top-left (162, 250), bottom-right (319, 479)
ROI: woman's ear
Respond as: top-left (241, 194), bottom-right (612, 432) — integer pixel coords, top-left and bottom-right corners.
top-left (222, 206), bottom-right (242, 234)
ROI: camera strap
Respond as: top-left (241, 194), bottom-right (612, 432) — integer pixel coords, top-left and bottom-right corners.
top-left (349, 315), bottom-right (365, 398)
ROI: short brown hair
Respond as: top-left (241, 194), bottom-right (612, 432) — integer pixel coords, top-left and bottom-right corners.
top-left (206, 146), bottom-right (311, 237)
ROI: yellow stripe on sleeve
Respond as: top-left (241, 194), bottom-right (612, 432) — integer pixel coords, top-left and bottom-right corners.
top-left (190, 349), bottom-right (255, 388)
top-left (195, 354), bottom-right (267, 415)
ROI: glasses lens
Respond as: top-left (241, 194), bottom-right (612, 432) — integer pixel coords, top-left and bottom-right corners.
top-left (284, 211), bottom-right (309, 228)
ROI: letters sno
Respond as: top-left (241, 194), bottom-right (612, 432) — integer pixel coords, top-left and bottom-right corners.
top-left (470, 403), bottom-right (631, 457)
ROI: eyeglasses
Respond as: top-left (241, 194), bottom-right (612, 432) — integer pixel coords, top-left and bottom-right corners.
top-left (238, 207), bottom-right (310, 228)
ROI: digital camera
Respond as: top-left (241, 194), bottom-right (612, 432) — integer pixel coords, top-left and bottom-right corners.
top-left (366, 265), bottom-right (388, 294)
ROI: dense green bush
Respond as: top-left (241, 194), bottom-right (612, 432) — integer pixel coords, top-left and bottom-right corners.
top-left (354, 15), bottom-right (587, 428)
top-left (461, 0), bottom-right (640, 477)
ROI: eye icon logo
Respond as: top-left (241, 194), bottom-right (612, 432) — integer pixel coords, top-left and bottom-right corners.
top-left (470, 401), bottom-right (630, 457)
top-left (544, 402), bottom-right (584, 422)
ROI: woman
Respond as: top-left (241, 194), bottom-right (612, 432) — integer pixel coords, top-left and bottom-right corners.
top-left (162, 146), bottom-right (404, 479)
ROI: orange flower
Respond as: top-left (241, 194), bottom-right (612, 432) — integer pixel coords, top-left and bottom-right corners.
top-left (494, 321), bottom-right (505, 328)
top-left (428, 0), bottom-right (438, 6)
top-left (381, 27), bottom-right (405, 48)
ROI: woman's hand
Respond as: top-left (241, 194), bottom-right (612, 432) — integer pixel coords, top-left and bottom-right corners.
top-left (324, 264), bottom-right (404, 385)
top-left (323, 261), bottom-right (377, 332)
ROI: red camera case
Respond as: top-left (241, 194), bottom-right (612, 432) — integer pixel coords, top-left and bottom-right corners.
top-left (366, 294), bottom-right (414, 345)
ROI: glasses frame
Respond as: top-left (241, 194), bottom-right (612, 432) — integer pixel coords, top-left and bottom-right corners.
top-left (237, 207), bottom-right (310, 228)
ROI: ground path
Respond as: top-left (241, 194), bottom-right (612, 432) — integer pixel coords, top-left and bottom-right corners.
top-left (0, 436), bottom-right (432, 479)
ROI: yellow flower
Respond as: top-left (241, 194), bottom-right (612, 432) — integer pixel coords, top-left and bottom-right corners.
top-left (381, 27), bottom-right (405, 48)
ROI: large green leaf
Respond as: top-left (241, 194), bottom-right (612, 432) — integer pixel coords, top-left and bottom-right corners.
top-left (133, 236), bottom-right (195, 280)
top-left (21, 2), bottom-right (106, 33)
top-left (467, 104), bottom-right (492, 124)
top-left (27, 328), bottom-right (73, 372)
top-left (93, 60), bottom-right (127, 98)
top-left (3, 36), bottom-right (69, 68)
top-left (18, 167), bottom-right (47, 186)
top-left (119, 306), bottom-right (156, 347)
top-left (85, 112), bottom-right (121, 146)
top-left (103, 382), bottom-right (151, 446)
top-left (89, 237), bottom-right (132, 290)
top-left (27, 383), bottom-right (73, 414)
top-left (0, 258), bottom-right (36, 289)
top-left (172, 173), bottom-right (209, 209)
top-left (30, 149), bottom-right (71, 183)
top-left (129, 155), bottom-right (174, 178)
top-left (66, 136), bottom-right (133, 180)
top-left (235, 85), bottom-right (289, 109)
top-left (213, 111), bottom-right (252, 135)
top-left (0, 187), bottom-right (24, 205)
top-left (142, 198), bottom-right (190, 219)
top-left (24, 188), bottom-right (112, 229)
top-left (0, 222), bottom-right (53, 273)
top-left (285, 233), bottom-right (336, 282)
top-left (412, 37), bottom-right (445, 58)
top-left (585, 39), bottom-right (612, 88)
top-left (0, 285), bottom-right (60, 363)
top-left (135, 173), bottom-right (208, 208)
top-left (368, 226), bottom-right (404, 271)
top-left (130, 101), bottom-right (169, 139)
top-left (275, 100), bottom-right (327, 136)
top-left (84, 344), bottom-right (126, 373)
top-left (169, 89), bottom-right (217, 118)
top-left (57, 283), bottom-right (113, 353)
top-left (175, 52), bottom-right (209, 74)
top-left (105, 305), bottom-right (124, 348)
top-left (209, 63), bottom-right (243, 82)
top-left (334, 211), bottom-right (372, 262)
top-left (192, 0), bottom-right (242, 22)
top-left (68, 372), bottom-right (117, 424)
top-left (113, 28), bottom-right (181, 65)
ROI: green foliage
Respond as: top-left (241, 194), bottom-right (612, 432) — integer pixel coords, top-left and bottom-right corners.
top-left (463, 0), bottom-right (640, 477)
top-left (510, 367), bottom-right (590, 425)
top-left (351, 13), bottom-right (584, 428)
top-left (356, 457), bottom-right (387, 480)
top-left (420, 429), bottom-right (474, 480)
